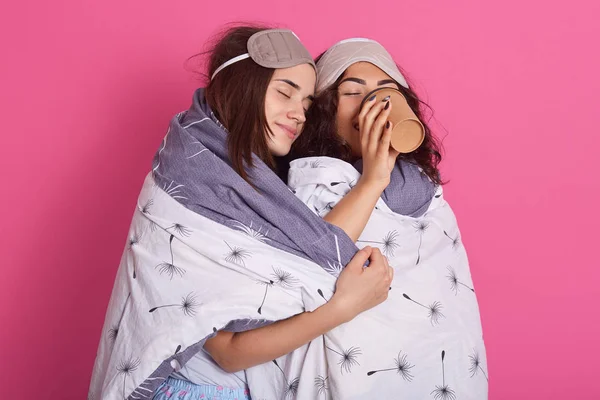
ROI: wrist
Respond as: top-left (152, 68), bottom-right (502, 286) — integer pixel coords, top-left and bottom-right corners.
top-left (322, 296), bottom-right (355, 325)
top-left (357, 176), bottom-right (388, 194)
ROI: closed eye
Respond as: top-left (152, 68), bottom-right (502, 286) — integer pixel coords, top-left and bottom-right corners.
top-left (342, 92), bottom-right (361, 96)
top-left (277, 90), bottom-right (291, 99)
top-left (303, 101), bottom-right (312, 114)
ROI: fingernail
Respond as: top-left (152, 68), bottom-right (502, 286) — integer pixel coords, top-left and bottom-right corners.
top-left (381, 96), bottom-right (391, 102)
top-left (384, 101), bottom-right (390, 110)
top-left (369, 95), bottom-right (377, 101)
top-left (386, 121), bottom-right (390, 129)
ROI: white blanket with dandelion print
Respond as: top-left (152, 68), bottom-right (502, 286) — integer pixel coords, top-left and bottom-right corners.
top-left (255, 156), bottom-right (489, 400)
top-left (89, 173), bottom-right (346, 399)
top-left (88, 166), bottom-right (487, 400)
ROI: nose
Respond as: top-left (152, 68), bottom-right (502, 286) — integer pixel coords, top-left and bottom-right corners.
top-left (287, 100), bottom-right (306, 124)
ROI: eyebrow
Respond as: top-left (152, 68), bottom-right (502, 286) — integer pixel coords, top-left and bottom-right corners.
top-left (377, 79), bottom-right (398, 86)
top-left (339, 77), bottom-right (398, 87)
top-left (275, 79), bottom-right (314, 101)
top-left (339, 77), bottom-right (366, 85)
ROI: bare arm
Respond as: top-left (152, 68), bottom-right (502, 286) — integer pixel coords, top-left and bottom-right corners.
top-left (204, 247), bottom-right (392, 373)
top-left (205, 300), bottom-right (347, 372)
top-left (323, 179), bottom-right (385, 241)
top-left (324, 98), bottom-right (399, 242)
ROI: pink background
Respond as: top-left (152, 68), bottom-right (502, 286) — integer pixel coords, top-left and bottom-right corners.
top-left (1, 0), bottom-right (598, 399)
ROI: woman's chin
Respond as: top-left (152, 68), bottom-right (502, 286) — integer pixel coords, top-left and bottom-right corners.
top-left (268, 144), bottom-right (291, 158)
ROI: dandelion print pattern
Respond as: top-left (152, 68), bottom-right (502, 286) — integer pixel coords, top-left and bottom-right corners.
top-left (310, 159), bottom-right (325, 168)
top-left (273, 359), bottom-right (299, 399)
top-left (367, 351), bottom-right (415, 381)
top-left (255, 267), bottom-right (303, 315)
top-left (468, 349), bottom-right (489, 381)
top-left (149, 292), bottom-right (199, 317)
top-left (323, 234), bottom-right (344, 277)
top-left (323, 260), bottom-right (343, 277)
top-left (329, 180), bottom-right (356, 188)
top-left (107, 325), bottom-right (119, 343)
top-left (149, 220), bottom-right (159, 232)
top-left (443, 230), bottom-right (461, 250)
top-left (128, 233), bottom-right (140, 249)
top-left (357, 230), bottom-right (400, 257)
top-left (229, 220), bottom-right (270, 243)
top-left (257, 279), bottom-right (274, 315)
top-left (116, 356), bottom-right (141, 400)
top-left (413, 221), bottom-right (430, 265)
top-left (431, 350), bottom-right (456, 400)
top-left (156, 234), bottom-right (185, 279)
top-left (271, 267), bottom-right (299, 288)
top-left (224, 241), bottom-right (251, 267)
top-left (317, 288), bottom-right (329, 303)
top-left (446, 266), bottom-right (474, 295)
top-left (107, 293), bottom-right (130, 344)
top-left (140, 198), bottom-right (153, 215)
top-left (314, 375), bottom-right (328, 398)
top-left (162, 180), bottom-right (188, 201)
top-left (186, 142), bottom-right (210, 160)
top-left (166, 223), bottom-right (192, 237)
top-left (403, 293), bottom-right (444, 325)
top-left (128, 233), bottom-right (140, 279)
top-left (326, 344), bottom-right (361, 374)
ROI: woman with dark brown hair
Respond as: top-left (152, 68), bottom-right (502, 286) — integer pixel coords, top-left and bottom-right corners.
top-left (285, 39), bottom-right (442, 238)
top-left (281, 38), bottom-right (488, 399)
top-left (90, 27), bottom-right (393, 400)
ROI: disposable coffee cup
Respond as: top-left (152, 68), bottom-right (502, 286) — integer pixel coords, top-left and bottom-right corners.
top-left (360, 87), bottom-right (425, 153)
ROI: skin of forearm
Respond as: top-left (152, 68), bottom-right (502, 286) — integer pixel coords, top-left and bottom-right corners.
top-left (323, 179), bottom-right (385, 241)
top-left (205, 300), bottom-right (349, 373)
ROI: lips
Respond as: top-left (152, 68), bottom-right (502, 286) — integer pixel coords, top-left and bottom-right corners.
top-left (277, 123), bottom-right (298, 140)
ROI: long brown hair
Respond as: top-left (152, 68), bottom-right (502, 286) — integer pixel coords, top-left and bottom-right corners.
top-left (197, 25), bottom-right (277, 183)
top-left (287, 54), bottom-right (444, 185)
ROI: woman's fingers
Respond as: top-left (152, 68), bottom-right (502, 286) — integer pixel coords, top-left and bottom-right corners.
top-left (360, 100), bottom-right (388, 150)
top-left (377, 117), bottom-right (394, 158)
top-left (368, 100), bottom-right (392, 154)
top-left (359, 95), bottom-right (378, 147)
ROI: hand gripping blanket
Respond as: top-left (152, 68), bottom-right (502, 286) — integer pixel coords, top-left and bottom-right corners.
top-left (88, 88), bottom-right (485, 399)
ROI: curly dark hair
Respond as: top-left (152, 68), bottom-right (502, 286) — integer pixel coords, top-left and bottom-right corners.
top-left (282, 53), bottom-right (444, 185)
